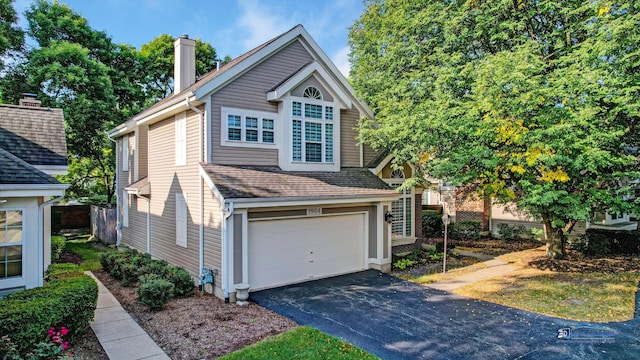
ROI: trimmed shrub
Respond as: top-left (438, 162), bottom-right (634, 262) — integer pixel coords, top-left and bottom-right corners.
top-left (449, 220), bottom-right (482, 240)
top-left (46, 263), bottom-right (83, 280)
top-left (137, 278), bottom-right (174, 311)
top-left (0, 274), bottom-right (98, 355)
top-left (165, 266), bottom-right (194, 297)
top-left (573, 229), bottom-right (640, 256)
top-left (497, 223), bottom-right (527, 242)
top-left (50, 235), bottom-right (66, 261)
top-left (422, 210), bottom-right (443, 238)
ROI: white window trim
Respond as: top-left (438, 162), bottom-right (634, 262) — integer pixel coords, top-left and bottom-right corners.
top-left (279, 95), bottom-right (340, 172)
top-left (122, 135), bottom-right (129, 172)
top-left (0, 209), bottom-right (24, 280)
top-left (176, 193), bottom-right (187, 248)
top-left (175, 112), bottom-right (187, 166)
top-left (122, 190), bottom-right (129, 227)
top-left (221, 107), bottom-right (278, 149)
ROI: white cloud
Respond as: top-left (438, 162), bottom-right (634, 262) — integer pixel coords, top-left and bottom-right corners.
top-left (332, 45), bottom-right (351, 78)
top-left (236, 0), bottom-right (293, 49)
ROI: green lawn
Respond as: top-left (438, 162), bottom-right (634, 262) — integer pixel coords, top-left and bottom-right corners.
top-left (220, 327), bottom-right (379, 360)
top-left (64, 239), bottom-right (109, 271)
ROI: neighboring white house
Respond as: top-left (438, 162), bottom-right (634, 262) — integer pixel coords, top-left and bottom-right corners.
top-left (108, 26), bottom-right (401, 302)
top-left (0, 95), bottom-right (68, 296)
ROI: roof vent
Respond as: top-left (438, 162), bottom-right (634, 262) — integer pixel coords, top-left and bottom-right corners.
top-left (19, 93), bottom-right (41, 108)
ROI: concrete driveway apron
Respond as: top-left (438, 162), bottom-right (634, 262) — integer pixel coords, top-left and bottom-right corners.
top-left (251, 270), bottom-right (640, 360)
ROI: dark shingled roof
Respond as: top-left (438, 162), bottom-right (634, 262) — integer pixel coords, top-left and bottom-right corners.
top-left (0, 104), bottom-right (67, 166)
top-left (200, 164), bottom-right (398, 200)
top-left (0, 147), bottom-right (60, 185)
top-left (366, 150), bottom-right (389, 168)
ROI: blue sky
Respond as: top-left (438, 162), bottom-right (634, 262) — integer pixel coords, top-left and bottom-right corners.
top-left (13, 0), bottom-right (365, 77)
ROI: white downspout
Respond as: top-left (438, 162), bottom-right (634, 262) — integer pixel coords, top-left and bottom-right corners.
top-left (222, 201), bottom-right (234, 300)
top-left (38, 195), bottom-right (64, 286)
top-left (186, 96), bottom-right (205, 283)
top-left (107, 133), bottom-right (121, 246)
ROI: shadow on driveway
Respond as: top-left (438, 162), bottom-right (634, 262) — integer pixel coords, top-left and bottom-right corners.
top-left (250, 270), bottom-right (640, 360)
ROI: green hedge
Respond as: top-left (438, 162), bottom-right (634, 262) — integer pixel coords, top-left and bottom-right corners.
top-left (449, 220), bottom-right (482, 240)
top-left (422, 210), bottom-right (443, 238)
top-left (572, 229), bottom-right (640, 256)
top-left (50, 235), bottom-right (66, 261)
top-left (0, 267), bottom-right (98, 355)
top-left (100, 248), bottom-right (195, 309)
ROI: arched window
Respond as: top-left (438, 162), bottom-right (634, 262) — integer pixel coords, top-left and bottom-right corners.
top-left (303, 86), bottom-right (322, 100)
top-left (386, 167), bottom-right (412, 238)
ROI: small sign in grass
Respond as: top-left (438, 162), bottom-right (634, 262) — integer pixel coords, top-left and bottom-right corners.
top-left (220, 326), bottom-right (379, 360)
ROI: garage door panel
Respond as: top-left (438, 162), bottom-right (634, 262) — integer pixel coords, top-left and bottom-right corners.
top-left (248, 214), bottom-right (365, 290)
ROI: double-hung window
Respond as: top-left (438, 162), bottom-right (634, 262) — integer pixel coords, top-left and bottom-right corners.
top-left (291, 87), bottom-right (334, 163)
top-left (222, 108), bottom-right (276, 147)
top-left (0, 210), bottom-right (23, 279)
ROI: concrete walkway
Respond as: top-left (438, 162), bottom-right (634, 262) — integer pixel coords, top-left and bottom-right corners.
top-left (86, 272), bottom-right (170, 360)
top-left (426, 254), bottom-right (517, 292)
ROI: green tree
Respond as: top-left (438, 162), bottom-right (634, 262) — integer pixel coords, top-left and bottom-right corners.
top-left (350, 0), bottom-right (640, 258)
top-left (15, 0), bottom-right (149, 204)
top-left (0, 0), bottom-right (23, 61)
top-left (140, 33), bottom-right (218, 102)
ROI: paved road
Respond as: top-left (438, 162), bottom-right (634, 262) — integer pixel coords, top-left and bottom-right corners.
top-left (251, 270), bottom-right (640, 360)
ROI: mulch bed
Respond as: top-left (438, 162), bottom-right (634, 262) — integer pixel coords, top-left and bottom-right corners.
top-left (92, 270), bottom-right (297, 359)
top-left (526, 249), bottom-right (640, 273)
top-left (423, 237), bottom-right (543, 256)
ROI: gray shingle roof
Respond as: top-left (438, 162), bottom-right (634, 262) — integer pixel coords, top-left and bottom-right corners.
top-left (0, 104), bottom-right (67, 166)
top-left (0, 147), bottom-right (60, 185)
top-left (200, 164), bottom-right (398, 200)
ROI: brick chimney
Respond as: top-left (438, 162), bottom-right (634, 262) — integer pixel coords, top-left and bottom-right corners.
top-left (174, 34), bottom-right (196, 94)
top-left (19, 93), bottom-right (41, 108)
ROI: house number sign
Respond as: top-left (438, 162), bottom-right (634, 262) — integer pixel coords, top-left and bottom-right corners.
top-left (307, 207), bottom-right (322, 216)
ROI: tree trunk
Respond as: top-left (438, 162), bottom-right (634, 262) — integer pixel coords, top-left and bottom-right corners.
top-left (544, 220), bottom-right (567, 259)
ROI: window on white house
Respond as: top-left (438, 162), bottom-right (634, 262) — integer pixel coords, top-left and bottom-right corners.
top-left (122, 135), bottom-right (129, 172)
top-left (122, 190), bottom-right (129, 227)
top-left (175, 112), bottom-right (187, 166)
top-left (388, 169), bottom-right (412, 238)
top-left (176, 193), bottom-right (187, 248)
top-left (291, 88), bottom-right (334, 163)
top-left (222, 108), bottom-right (276, 147)
top-left (0, 210), bottom-right (23, 278)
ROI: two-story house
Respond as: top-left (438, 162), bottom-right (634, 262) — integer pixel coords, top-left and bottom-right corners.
top-left (0, 95), bottom-right (68, 295)
top-left (108, 25), bottom-right (417, 302)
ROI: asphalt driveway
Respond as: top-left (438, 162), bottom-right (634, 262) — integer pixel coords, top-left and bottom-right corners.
top-left (250, 270), bottom-right (640, 360)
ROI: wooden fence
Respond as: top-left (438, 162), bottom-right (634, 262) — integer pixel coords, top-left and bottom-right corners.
top-left (90, 205), bottom-right (117, 244)
top-left (51, 205), bottom-right (90, 233)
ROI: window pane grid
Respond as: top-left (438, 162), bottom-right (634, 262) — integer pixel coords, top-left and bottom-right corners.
top-left (0, 211), bottom-right (22, 279)
top-left (304, 104), bottom-right (323, 119)
top-left (325, 106), bottom-right (333, 120)
top-left (305, 143), bottom-right (322, 162)
top-left (293, 120), bottom-right (302, 161)
top-left (325, 124), bottom-right (333, 162)
top-left (292, 102), bottom-right (302, 116)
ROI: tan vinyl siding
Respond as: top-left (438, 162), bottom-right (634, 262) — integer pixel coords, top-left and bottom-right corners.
top-left (122, 195), bottom-right (147, 251)
top-left (144, 110), bottom-right (202, 277)
top-left (340, 108), bottom-right (361, 167)
top-left (363, 144), bottom-right (377, 167)
top-left (291, 76), bottom-right (334, 101)
top-left (211, 40), bottom-right (313, 165)
top-left (136, 125), bottom-right (148, 179)
top-left (203, 186), bottom-right (222, 296)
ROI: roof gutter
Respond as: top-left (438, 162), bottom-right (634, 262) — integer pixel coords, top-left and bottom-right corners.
top-left (107, 91), bottom-right (197, 138)
top-left (226, 193), bottom-right (400, 208)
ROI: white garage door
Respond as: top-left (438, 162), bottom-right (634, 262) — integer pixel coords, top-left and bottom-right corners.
top-left (248, 213), bottom-right (366, 291)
